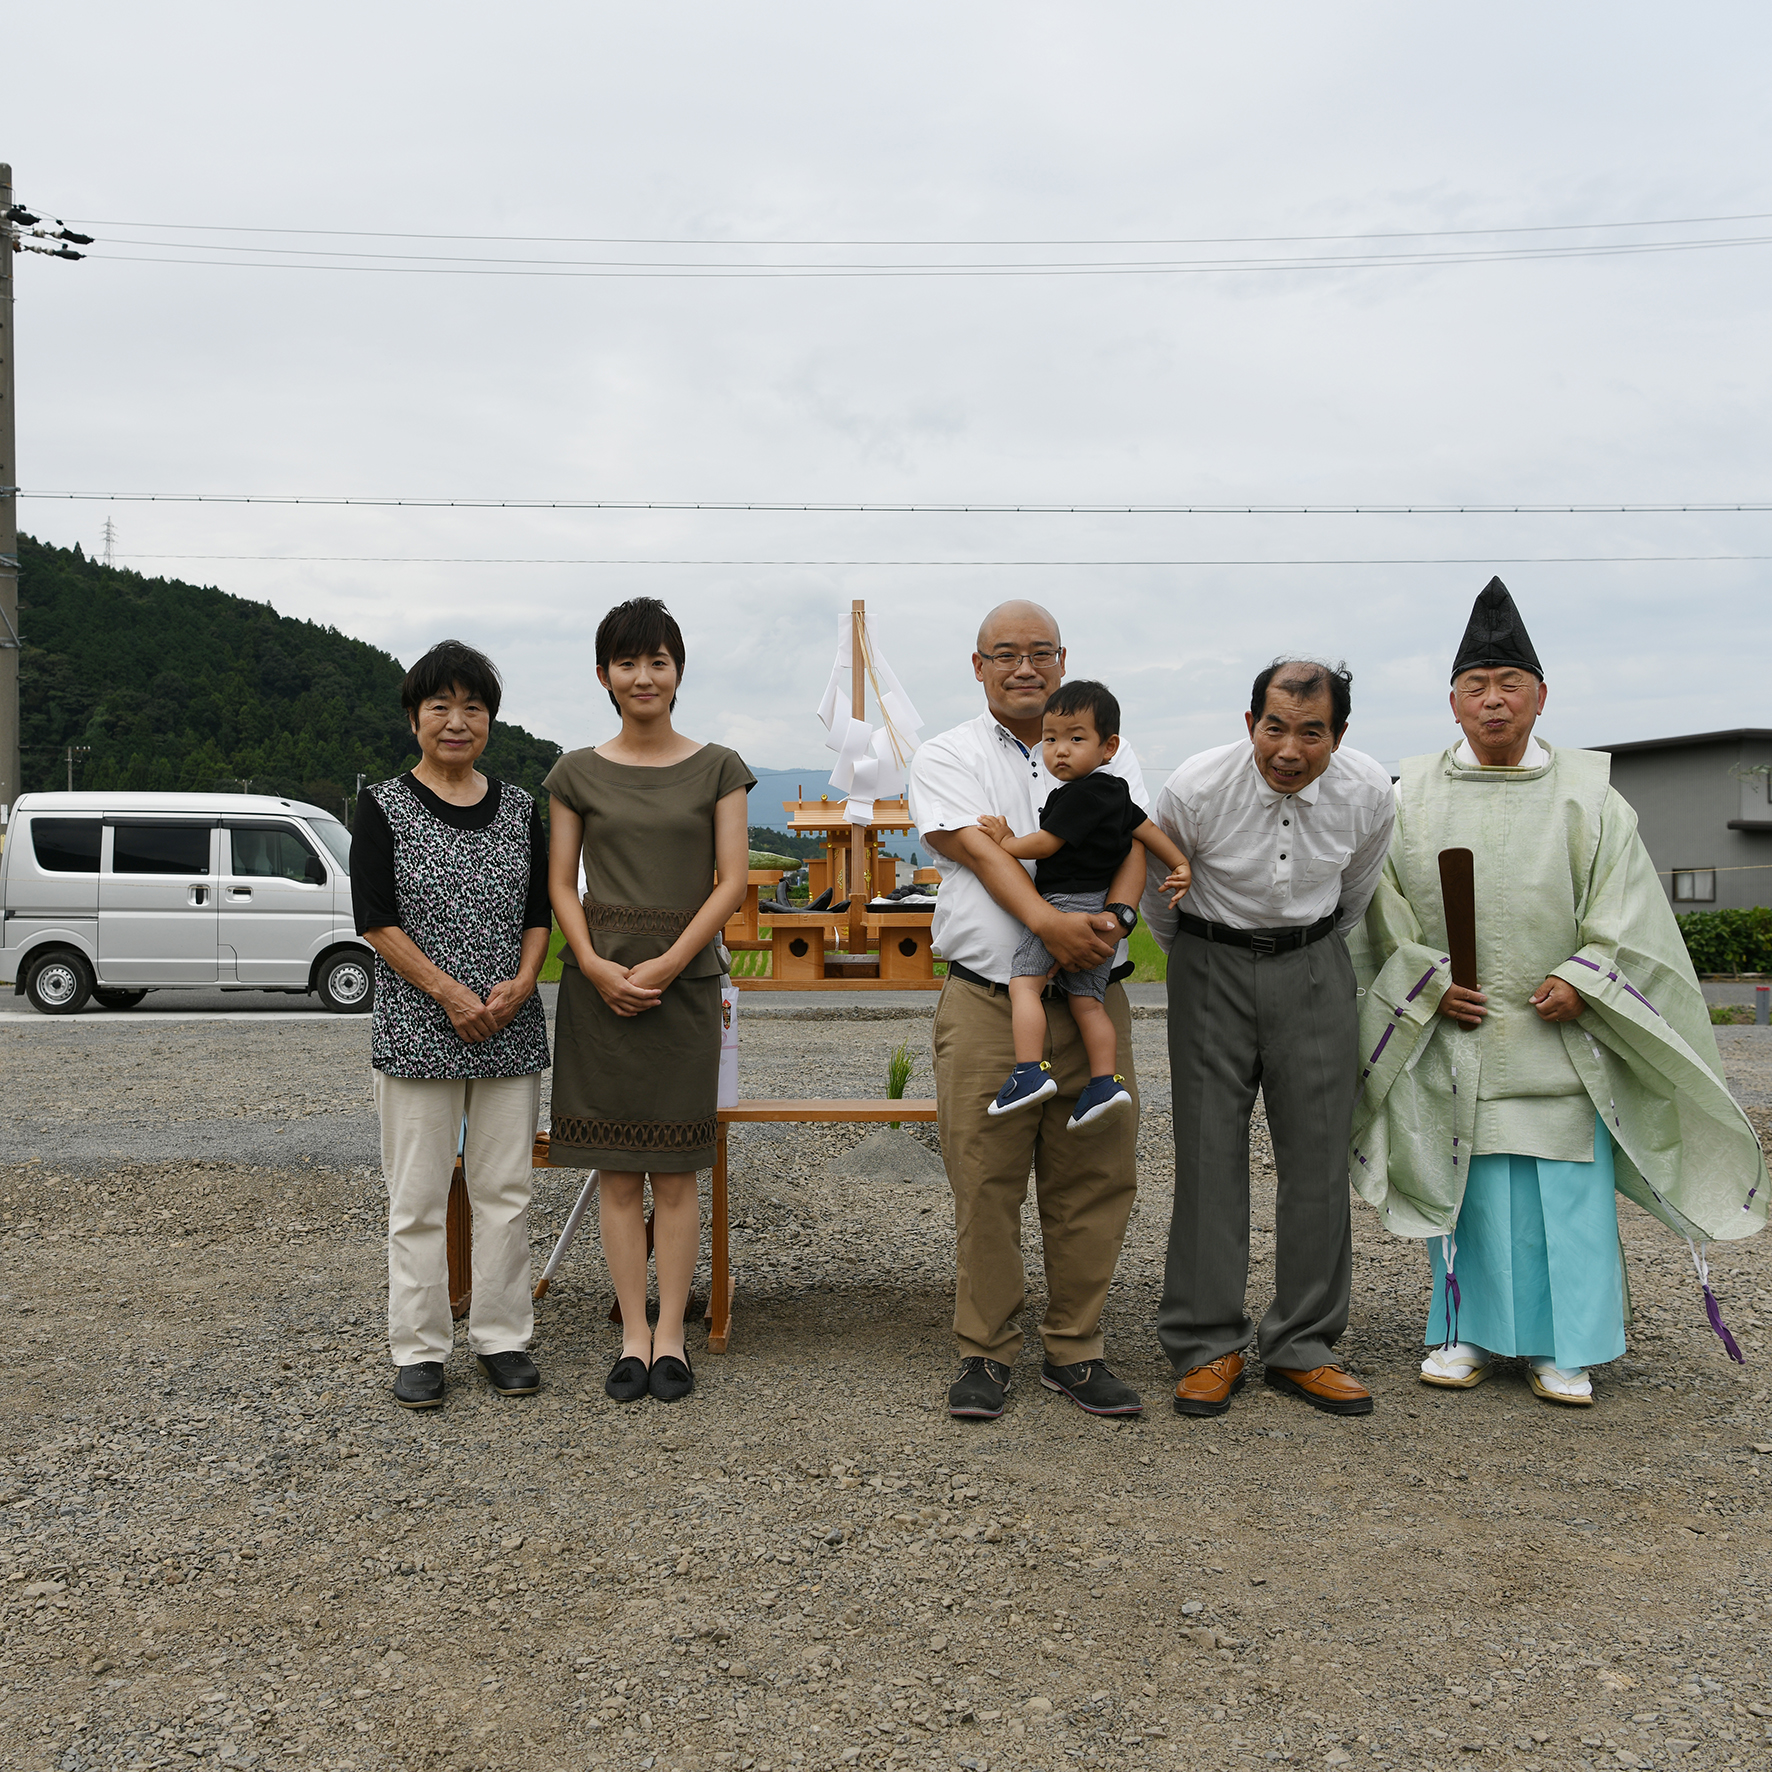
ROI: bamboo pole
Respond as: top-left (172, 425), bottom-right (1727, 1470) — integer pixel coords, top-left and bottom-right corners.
top-left (848, 599), bottom-right (869, 954)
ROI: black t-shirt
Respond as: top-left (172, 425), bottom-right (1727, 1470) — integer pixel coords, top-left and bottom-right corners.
top-left (1034, 770), bottom-right (1146, 894)
top-left (350, 774), bottom-right (552, 936)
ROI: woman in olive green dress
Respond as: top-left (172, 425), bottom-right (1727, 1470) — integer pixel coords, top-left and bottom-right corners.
top-left (546, 598), bottom-right (754, 1404)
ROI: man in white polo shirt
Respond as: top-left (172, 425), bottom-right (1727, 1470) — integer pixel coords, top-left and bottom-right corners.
top-left (909, 600), bottom-right (1150, 1422)
top-left (1141, 659), bottom-right (1395, 1420)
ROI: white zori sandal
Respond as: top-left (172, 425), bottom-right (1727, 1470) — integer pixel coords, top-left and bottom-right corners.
top-left (1528, 1360), bottom-right (1593, 1406)
top-left (1420, 1343), bottom-right (1492, 1388)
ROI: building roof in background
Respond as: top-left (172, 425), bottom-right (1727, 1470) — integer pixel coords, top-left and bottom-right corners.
top-left (1593, 729), bottom-right (1772, 756)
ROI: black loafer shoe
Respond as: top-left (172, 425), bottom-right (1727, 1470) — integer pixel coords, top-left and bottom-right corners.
top-left (1041, 1358), bottom-right (1144, 1416)
top-left (649, 1354), bottom-right (695, 1402)
top-left (948, 1356), bottom-right (1012, 1419)
top-left (477, 1350), bottom-right (539, 1396)
top-left (393, 1362), bottom-right (445, 1409)
top-left (605, 1355), bottom-right (650, 1403)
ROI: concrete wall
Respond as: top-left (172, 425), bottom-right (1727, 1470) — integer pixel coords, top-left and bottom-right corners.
top-left (1600, 733), bottom-right (1772, 912)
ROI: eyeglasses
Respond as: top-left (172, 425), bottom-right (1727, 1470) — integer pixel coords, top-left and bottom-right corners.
top-left (982, 647), bottom-right (1062, 669)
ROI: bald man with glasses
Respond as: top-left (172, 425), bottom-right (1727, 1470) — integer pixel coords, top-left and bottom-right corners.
top-left (909, 601), bottom-right (1150, 1422)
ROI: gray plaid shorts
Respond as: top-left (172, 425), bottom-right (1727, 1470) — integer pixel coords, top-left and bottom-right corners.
top-left (1010, 888), bottom-right (1111, 1001)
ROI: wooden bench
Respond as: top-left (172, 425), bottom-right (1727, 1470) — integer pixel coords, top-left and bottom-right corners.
top-left (445, 1100), bottom-right (943, 1352)
top-left (707, 1098), bottom-right (939, 1351)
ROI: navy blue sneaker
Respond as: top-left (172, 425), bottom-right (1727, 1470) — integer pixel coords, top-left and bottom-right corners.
top-left (1067, 1074), bottom-right (1133, 1129)
top-left (987, 1060), bottom-right (1058, 1117)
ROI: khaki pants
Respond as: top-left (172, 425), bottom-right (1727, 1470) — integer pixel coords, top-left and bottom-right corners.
top-left (374, 1070), bottom-right (541, 1367)
top-left (932, 975), bottom-right (1139, 1364)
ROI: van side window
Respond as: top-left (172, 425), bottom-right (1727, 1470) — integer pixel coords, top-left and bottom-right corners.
top-left (111, 824), bottom-right (212, 876)
top-left (230, 826), bottom-right (323, 882)
top-left (31, 818), bottom-right (102, 873)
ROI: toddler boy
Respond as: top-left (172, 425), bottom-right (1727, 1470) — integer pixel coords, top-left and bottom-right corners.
top-left (978, 680), bottom-right (1190, 1128)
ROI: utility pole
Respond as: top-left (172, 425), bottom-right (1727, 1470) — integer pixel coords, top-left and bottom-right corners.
top-left (0, 170), bottom-right (90, 828)
top-left (1, 162), bottom-right (19, 827)
top-left (64, 743), bottom-right (88, 791)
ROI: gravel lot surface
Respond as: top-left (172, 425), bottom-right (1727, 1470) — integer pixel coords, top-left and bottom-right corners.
top-left (2, 1013), bottom-right (1769, 1772)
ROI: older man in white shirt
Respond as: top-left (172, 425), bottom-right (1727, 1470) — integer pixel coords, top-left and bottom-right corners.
top-left (910, 600), bottom-right (1150, 1422)
top-left (1140, 659), bottom-right (1395, 1420)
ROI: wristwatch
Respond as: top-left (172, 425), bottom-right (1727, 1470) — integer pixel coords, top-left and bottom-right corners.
top-left (1105, 902), bottom-right (1138, 935)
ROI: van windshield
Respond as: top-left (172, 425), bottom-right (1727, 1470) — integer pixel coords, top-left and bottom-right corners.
top-left (308, 818), bottom-right (352, 875)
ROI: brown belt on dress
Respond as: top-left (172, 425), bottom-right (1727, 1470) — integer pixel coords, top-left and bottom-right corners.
top-left (581, 896), bottom-right (697, 939)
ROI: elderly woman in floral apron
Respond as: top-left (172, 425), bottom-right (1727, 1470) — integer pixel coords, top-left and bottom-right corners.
top-left (353, 640), bottom-right (552, 1409)
top-left (547, 598), bottom-right (752, 1405)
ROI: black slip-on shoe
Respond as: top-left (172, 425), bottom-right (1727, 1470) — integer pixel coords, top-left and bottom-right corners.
top-left (477, 1350), bottom-right (539, 1396)
top-left (605, 1355), bottom-right (650, 1403)
top-left (649, 1354), bottom-right (695, 1402)
top-left (393, 1362), bottom-right (446, 1409)
top-left (1041, 1359), bottom-right (1144, 1416)
top-left (948, 1357), bottom-right (1012, 1419)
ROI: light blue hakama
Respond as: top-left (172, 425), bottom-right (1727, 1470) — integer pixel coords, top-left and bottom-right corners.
top-left (1425, 1114), bottom-right (1626, 1369)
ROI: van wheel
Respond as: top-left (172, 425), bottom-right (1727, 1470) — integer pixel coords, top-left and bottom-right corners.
top-left (26, 951), bottom-right (95, 1015)
top-left (94, 989), bottom-right (149, 1010)
top-left (318, 951), bottom-right (375, 1014)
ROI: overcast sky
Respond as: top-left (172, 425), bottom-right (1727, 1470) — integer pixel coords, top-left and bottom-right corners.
top-left (10, 3), bottom-right (1770, 786)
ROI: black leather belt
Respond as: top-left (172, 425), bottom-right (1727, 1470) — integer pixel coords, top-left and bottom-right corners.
top-left (947, 958), bottom-right (1135, 995)
top-left (1174, 910), bottom-right (1336, 955)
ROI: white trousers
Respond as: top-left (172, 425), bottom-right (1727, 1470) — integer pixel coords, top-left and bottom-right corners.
top-left (374, 1069), bottom-right (541, 1366)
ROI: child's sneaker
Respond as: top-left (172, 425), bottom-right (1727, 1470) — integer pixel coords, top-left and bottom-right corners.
top-left (1068, 1074), bottom-right (1132, 1129)
top-left (988, 1060), bottom-right (1058, 1116)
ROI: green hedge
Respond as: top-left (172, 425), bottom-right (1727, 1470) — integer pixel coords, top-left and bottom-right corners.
top-left (1675, 907), bottom-right (1772, 976)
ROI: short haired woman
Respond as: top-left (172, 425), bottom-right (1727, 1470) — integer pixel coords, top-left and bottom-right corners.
top-left (352, 639), bottom-right (552, 1410)
top-left (546, 598), bottom-right (753, 1404)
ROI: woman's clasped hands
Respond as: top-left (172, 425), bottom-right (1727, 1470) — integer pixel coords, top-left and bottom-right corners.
top-left (587, 953), bottom-right (678, 1017)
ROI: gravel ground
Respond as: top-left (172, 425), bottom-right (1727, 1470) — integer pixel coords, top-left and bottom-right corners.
top-left (2, 1013), bottom-right (1770, 1772)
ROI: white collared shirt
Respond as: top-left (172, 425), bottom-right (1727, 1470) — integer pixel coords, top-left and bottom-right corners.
top-left (1139, 740), bottom-right (1396, 948)
top-left (1453, 734), bottom-right (1548, 769)
top-left (908, 709), bottom-right (1149, 983)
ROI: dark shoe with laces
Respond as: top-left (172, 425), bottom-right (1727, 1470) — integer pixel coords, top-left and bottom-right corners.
top-left (605, 1354), bottom-right (650, 1403)
top-left (477, 1350), bottom-right (539, 1396)
top-left (393, 1362), bottom-right (445, 1409)
top-left (1041, 1358), bottom-right (1143, 1415)
top-left (649, 1354), bottom-right (695, 1402)
top-left (948, 1357), bottom-right (1012, 1419)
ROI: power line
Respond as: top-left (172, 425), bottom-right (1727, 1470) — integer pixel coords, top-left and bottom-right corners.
top-left (64, 206), bottom-right (1772, 247)
top-left (78, 230), bottom-right (1772, 279)
top-left (19, 491), bottom-right (1772, 515)
top-left (112, 553), bottom-right (1772, 568)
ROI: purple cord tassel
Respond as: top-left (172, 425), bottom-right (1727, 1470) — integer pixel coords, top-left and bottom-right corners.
top-left (1443, 1270), bottom-right (1461, 1352)
top-left (1703, 1286), bottom-right (1747, 1364)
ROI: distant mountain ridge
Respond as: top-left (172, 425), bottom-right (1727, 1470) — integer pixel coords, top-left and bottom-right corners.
top-left (16, 534), bottom-right (562, 817)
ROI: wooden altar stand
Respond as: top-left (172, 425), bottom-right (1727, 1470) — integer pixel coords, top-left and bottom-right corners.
top-left (729, 599), bottom-right (940, 992)
top-left (446, 1099), bottom-right (941, 1352)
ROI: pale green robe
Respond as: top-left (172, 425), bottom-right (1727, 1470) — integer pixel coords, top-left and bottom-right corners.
top-left (1347, 743), bottom-right (1767, 1251)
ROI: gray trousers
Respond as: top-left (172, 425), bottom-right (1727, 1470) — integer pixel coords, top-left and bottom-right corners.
top-left (1157, 926), bottom-right (1358, 1374)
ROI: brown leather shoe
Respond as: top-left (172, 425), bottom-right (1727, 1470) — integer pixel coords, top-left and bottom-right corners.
top-left (1173, 1352), bottom-right (1246, 1417)
top-left (1264, 1364), bottom-right (1373, 1416)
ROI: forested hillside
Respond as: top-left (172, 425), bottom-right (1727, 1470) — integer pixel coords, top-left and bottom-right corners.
top-left (16, 534), bottom-right (562, 818)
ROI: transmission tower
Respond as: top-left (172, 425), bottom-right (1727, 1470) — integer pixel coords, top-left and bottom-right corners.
top-left (101, 516), bottom-right (117, 568)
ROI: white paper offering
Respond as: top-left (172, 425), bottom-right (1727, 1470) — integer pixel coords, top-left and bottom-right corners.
top-left (812, 611), bottom-right (925, 817)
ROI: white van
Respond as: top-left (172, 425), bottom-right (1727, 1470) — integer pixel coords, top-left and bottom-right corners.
top-left (0, 792), bottom-right (375, 1015)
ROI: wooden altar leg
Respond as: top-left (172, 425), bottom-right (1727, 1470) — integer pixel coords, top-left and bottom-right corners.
top-left (446, 1157), bottom-right (472, 1320)
top-left (707, 1123), bottom-right (734, 1353)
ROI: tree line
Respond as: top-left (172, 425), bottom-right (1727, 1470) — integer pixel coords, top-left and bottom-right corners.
top-left (16, 534), bottom-right (562, 819)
